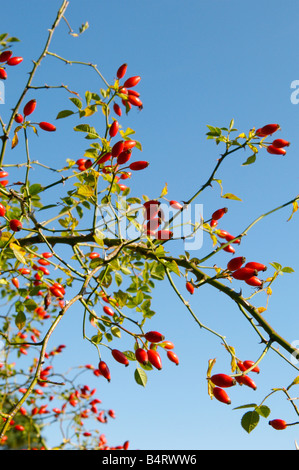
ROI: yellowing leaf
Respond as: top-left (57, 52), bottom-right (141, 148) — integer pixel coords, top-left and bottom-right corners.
top-left (222, 193), bottom-right (242, 201)
top-left (207, 358), bottom-right (216, 399)
top-left (266, 287), bottom-right (272, 296)
top-left (256, 307), bottom-right (267, 314)
top-left (287, 200), bottom-right (299, 222)
top-left (11, 132), bottom-right (18, 149)
top-left (160, 183), bottom-right (168, 197)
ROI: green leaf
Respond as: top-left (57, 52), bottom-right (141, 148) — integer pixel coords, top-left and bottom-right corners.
top-left (122, 350), bottom-right (136, 361)
top-left (281, 266), bottom-right (295, 273)
top-left (242, 154), bottom-right (256, 166)
top-left (29, 183), bottom-right (43, 195)
top-left (233, 403), bottom-right (257, 410)
top-left (70, 97), bottom-right (82, 109)
top-left (134, 367), bottom-right (147, 387)
top-left (255, 405), bottom-right (271, 419)
top-left (241, 410), bottom-right (260, 434)
top-left (165, 260), bottom-right (180, 277)
top-left (111, 326), bottom-right (121, 338)
top-left (56, 110), bottom-right (75, 119)
top-left (24, 298), bottom-right (38, 312)
top-left (15, 311), bottom-right (26, 330)
top-left (270, 262), bottom-right (282, 271)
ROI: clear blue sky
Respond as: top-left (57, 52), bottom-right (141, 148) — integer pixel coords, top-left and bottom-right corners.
top-left (1, 0), bottom-right (299, 450)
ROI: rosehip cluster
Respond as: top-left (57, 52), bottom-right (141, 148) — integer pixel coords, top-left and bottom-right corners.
top-left (208, 206), bottom-right (266, 288)
top-left (210, 359), bottom-right (260, 405)
top-left (0, 49), bottom-right (23, 80)
top-left (14, 98), bottom-right (56, 132)
top-left (73, 64), bottom-right (148, 191)
top-left (116, 63), bottom-right (143, 112)
top-left (92, 330), bottom-right (179, 382)
top-left (255, 123), bottom-right (290, 156)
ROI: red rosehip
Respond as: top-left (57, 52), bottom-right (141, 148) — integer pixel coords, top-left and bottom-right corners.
top-left (147, 349), bottom-right (162, 370)
top-left (98, 361), bottom-right (111, 381)
top-left (9, 219), bottom-right (22, 232)
top-left (111, 140), bottom-right (124, 158)
top-left (127, 95), bottom-right (143, 107)
top-left (224, 233), bottom-right (241, 244)
top-left (123, 140), bottom-right (137, 151)
top-left (186, 281), bottom-right (194, 294)
top-left (212, 207), bottom-right (228, 220)
top-left (256, 124), bottom-right (280, 137)
top-left (97, 152), bottom-right (112, 165)
top-left (135, 348), bottom-right (148, 365)
top-left (39, 122), bottom-right (56, 132)
top-left (128, 89), bottom-right (140, 97)
top-left (160, 341), bottom-right (175, 349)
top-left (113, 102), bottom-right (122, 116)
top-left (237, 375), bottom-right (257, 390)
top-left (271, 139), bottom-right (290, 148)
top-left (116, 63), bottom-right (127, 80)
top-left (267, 145), bottom-right (286, 155)
top-left (155, 230), bottom-right (173, 240)
top-left (11, 277), bottom-right (19, 289)
top-left (210, 219), bottom-right (218, 228)
top-left (237, 361), bottom-right (247, 372)
top-left (217, 230), bottom-right (230, 239)
top-left (245, 276), bottom-right (263, 288)
top-left (103, 306), bottom-right (114, 317)
top-left (18, 268), bottom-right (31, 275)
top-left (0, 50), bottom-right (12, 62)
top-left (243, 360), bottom-right (260, 374)
top-left (210, 374), bottom-right (236, 388)
top-left (117, 151), bottom-right (132, 165)
top-left (144, 331), bottom-right (165, 343)
top-left (129, 161), bottom-right (149, 171)
top-left (14, 424), bottom-right (25, 432)
top-left (227, 256), bottom-right (246, 271)
top-left (23, 99), bottom-right (36, 117)
top-left (123, 76), bottom-right (141, 88)
top-left (221, 243), bottom-right (235, 254)
top-left (120, 172), bottom-right (131, 180)
top-left (167, 350), bottom-right (179, 365)
top-left (213, 387), bottom-right (231, 404)
top-left (0, 68), bottom-right (7, 80)
top-left (7, 56), bottom-right (23, 66)
top-left (123, 440), bottom-right (130, 450)
top-left (169, 200), bottom-right (183, 210)
top-left (232, 267), bottom-right (258, 280)
top-left (144, 200), bottom-right (160, 219)
top-left (0, 203), bottom-right (6, 217)
top-left (244, 262), bottom-right (267, 272)
top-left (109, 120), bottom-right (119, 138)
top-left (49, 287), bottom-right (64, 298)
top-left (14, 113), bottom-right (24, 123)
top-left (269, 419), bottom-right (287, 430)
top-left (111, 349), bottom-right (129, 366)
